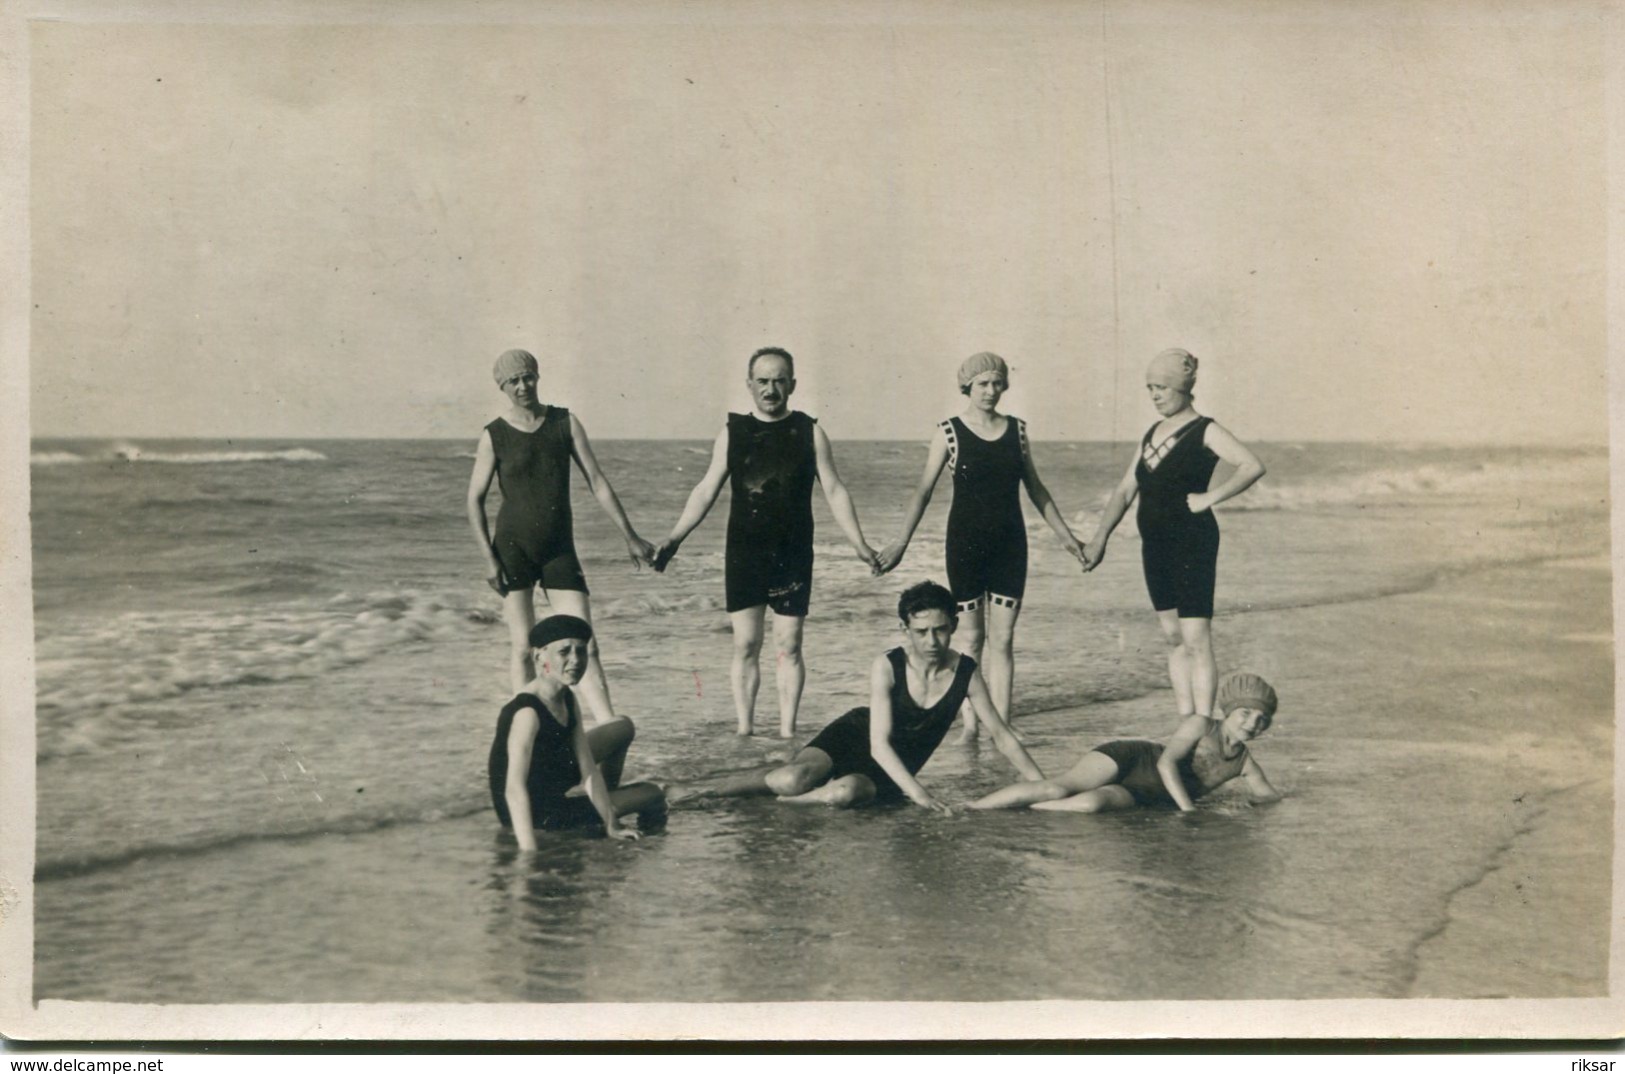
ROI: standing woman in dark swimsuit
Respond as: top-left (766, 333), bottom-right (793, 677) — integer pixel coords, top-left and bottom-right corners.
top-left (467, 349), bottom-right (656, 722)
top-left (878, 353), bottom-right (1087, 740)
top-left (1081, 348), bottom-right (1266, 723)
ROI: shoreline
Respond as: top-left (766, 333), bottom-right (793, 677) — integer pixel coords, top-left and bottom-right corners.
top-left (997, 551), bottom-right (1613, 999)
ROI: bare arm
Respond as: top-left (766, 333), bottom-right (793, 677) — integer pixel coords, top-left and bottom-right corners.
top-left (1189, 422), bottom-right (1267, 514)
top-left (966, 670), bottom-right (1044, 780)
top-left (813, 423), bottom-right (879, 571)
top-left (465, 430), bottom-right (507, 594)
top-left (654, 427), bottom-right (731, 570)
top-left (1082, 450), bottom-right (1141, 572)
top-left (1154, 715), bottom-right (1211, 813)
top-left (877, 428), bottom-right (950, 574)
top-left (503, 707), bottom-right (542, 851)
top-left (569, 697), bottom-right (637, 840)
top-left (1017, 421), bottom-right (1085, 565)
top-left (569, 414), bottom-right (654, 567)
top-left (866, 655), bottom-right (951, 813)
top-left (1241, 754), bottom-right (1282, 804)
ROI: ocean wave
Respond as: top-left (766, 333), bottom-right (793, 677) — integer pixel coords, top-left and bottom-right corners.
top-left (33, 444), bottom-right (328, 465)
top-left (34, 590), bottom-right (497, 759)
top-left (594, 591), bottom-right (726, 619)
top-left (35, 794), bottom-right (491, 882)
top-left (1227, 455), bottom-right (1605, 512)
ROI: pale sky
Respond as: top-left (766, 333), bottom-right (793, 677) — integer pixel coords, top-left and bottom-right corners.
top-left (24, 0), bottom-right (1611, 443)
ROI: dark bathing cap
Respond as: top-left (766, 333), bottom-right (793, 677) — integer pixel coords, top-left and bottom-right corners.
top-left (530, 614), bottom-right (593, 648)
top-left (493, 348), bottom-right (539, 385)
top-left (1217, 672), bottom-right (1277, 719)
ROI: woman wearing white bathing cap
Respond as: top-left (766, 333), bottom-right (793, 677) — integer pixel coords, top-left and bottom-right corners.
top-left (1080, 348), bottom-right (1266, 724)
top-left (878, 351), bottom-right (1087, 741)
top-left (466, 348), bottom-right (656, 724)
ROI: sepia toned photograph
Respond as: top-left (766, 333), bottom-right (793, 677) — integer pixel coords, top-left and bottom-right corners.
top-left (1, 0), bottom-right (1619, 1042)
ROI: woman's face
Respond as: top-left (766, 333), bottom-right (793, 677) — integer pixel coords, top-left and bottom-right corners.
top-left (1222, 706), bottom-right (1272, 742)
top-left (500, 369), bottom-right (539, 408)
top-left (537, 638), bottom-right (589, 685)
top-left (966, 372), bottom-right (1007, 412)
top-left (1145, 375), bottom-right (1189, 417)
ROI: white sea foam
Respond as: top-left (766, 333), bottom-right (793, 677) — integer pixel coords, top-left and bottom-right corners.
top-left (35, 589), bottom-right (482, 758)
top-left (33, 444), bottom-right (328, 465)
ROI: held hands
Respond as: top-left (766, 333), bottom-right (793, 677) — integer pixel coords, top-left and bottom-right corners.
top-left (875, 540), bottom-right (907, 575)
top-left (652, 537), bottom-right (682, 573)
top-left (626, 535), bottom-right (657, 570)
top-left (855, 543), bottom-right (883, 577)
top-left (1080, 537), bottom-right (1106, 573)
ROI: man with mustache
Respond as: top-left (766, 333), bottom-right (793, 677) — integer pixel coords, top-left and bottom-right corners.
top-left (655, 347), bottom-right (880, 738)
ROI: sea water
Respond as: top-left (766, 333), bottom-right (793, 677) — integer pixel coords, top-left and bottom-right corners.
top-left (27, 436), bottom-right (1613, 1001)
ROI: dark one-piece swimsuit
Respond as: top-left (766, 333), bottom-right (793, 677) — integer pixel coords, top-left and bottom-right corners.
top-left (805, 647), bottom-right (977, 802)
top-left (488, 691), bottom-right (601, 831)
top-left (725, 411), bottom-right (818, 617)
top-left (487, 408), bottom-right (588, 594)
top-left (942, 415), bottom-right (1028, 608)
top-left (1093, 724), bottom-right (1249, 807)
top-left (1135, 415), bottom-right (1220, 619)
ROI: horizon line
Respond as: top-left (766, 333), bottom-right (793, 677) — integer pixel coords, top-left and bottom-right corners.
top-left (25, 433), bottom-right (1612, 449)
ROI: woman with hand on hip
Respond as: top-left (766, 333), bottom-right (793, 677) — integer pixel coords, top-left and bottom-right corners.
top-left (1081, 348), bottom-right (1266, 723)
top-left (877, 352), bottom-right (1087, 740)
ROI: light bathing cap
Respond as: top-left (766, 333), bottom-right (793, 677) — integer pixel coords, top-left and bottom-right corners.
top-left (1217, 672), bottom-right (1277, 719)
top-left (529, 614), bottom-right (593, 649)
top-left (1147, 347), bottom-right (1198, 392)
top-left (957, 351), bottom-right (1009, 389)
top-left (492, 348), bottom-right (539, 385)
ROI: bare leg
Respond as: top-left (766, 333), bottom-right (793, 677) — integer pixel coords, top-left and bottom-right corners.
top-left (969, 750), bottom-right (1122, 810)
top-left (772, 613), bottom-right (807, 739)
top-left (502, 587), bottom-right (538, 692)
top-left (1157, 609), bottom-right (1195, 717)
top-left (668, 748), bottom-right (832, 804)
top-left (1179, 616), bottom-right (1217, 718)
top-left (547, 589), bottom-right (616, 726)
top-left (955, 599), bottom-right (986, 743)
top-left (607, 782), bottom-right (667, 826)
top-left (584, 715), bottom-right (636, 788)
top-left (729, 606), bottom-right (767, 735)
top-left (777, 773), bottom-right (876, 808)
top-left (1031, 785), bottom-right (1139, 813)
top-left (982, 597), bottom-right (1022, 725)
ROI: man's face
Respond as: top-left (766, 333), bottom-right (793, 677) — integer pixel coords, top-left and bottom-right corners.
top-left (901, 608), bottom-right (956, 662)
top-left (747, 355), bottom-right (795, 417)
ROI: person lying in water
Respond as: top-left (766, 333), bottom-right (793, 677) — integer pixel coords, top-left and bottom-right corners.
top-left (969, 672), bottom-right (1282, 813)
top-left (670, 580), bottom-right (1045, 812)
top-left (488, 614), bottom-right (666, 847)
